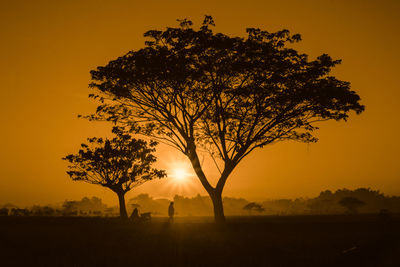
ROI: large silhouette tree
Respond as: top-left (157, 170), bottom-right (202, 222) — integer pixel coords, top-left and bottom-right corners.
top-left (62, 127), bottom-right (166, 219)
top-left (86, 16), bottom-right (364, 223)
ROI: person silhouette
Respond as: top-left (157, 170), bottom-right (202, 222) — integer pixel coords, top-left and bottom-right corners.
top-left (130, 207), bottom-right (139, 222)
top-left (168, 202), bottom-right (175, 222)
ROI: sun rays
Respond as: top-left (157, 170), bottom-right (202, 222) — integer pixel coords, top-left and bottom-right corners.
top-left (171, 168), bottom-right (190, 182)
top-left (162, 160), bottom-right (197, 195)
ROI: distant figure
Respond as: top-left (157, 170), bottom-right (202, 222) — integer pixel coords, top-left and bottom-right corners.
top-left (168, 202), bottom-right (175, 222)
top-left (130, 208), bottom-right (140, 222)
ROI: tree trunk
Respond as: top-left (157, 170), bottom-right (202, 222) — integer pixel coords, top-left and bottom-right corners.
top-left (117, 192), bottom-right (128, 220)
top-left (210, 191), bottom-right (225, 223)
top-left (186, 144), bottom-right (229, 223)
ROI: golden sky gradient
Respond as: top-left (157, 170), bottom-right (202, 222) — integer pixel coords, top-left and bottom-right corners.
top-left (1, 0), bottom-right (399, 206)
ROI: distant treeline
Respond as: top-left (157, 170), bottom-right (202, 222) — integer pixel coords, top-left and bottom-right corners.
top-left (128, 188), bottom-right (400, 216)
top-left (0, 197), bottom-right (111, 217)
top-left (1, 188), bottom-right (399, 217)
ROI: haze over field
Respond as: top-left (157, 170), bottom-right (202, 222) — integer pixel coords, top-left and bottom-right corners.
top-left (1, 0), bottom-right (399, 206)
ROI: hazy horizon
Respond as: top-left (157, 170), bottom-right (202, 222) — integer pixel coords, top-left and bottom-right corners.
top-left (1, 0), bottom-right (399, 206)
top-left (2, 185), bottom-right (399, 207)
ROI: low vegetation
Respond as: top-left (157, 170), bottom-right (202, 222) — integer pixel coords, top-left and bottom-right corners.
top-left (1, 188), bottom-right (399, 217)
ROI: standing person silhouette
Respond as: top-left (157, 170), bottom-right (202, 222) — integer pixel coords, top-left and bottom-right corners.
top-left (168, 202), bottom-right (175, 223)
top-left (130, 207), bottom-right (139, 222)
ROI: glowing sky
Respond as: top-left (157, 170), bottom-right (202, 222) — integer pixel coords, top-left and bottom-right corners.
top-left (1, 0), bottom-right (399, 206)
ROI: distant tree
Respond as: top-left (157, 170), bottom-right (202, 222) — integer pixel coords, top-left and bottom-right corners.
top-left (10, 208), bottom-right (30, 216)
top-left (62, 201), bottom-right (79, 216)
top-left (86, 16), bottom-right (364, 222)
top-left (223, 197), bottom-right (249, 216)
top-left (76, 196), bottom-right (108, 213)
top-left (2, 203), bottom-right (18, 210)
top-left (339, 197), bottom-right (365, 214)
top-left (62, 127), bottom-right (166, 219)
top-left (243, 202), bottom-right (265, 215)
top-left (308, 192), bottom-right (337, 214)
top-left (31, 205), bottom-right (55, 216)
top-left (173, 194), bottom-right (213, 216)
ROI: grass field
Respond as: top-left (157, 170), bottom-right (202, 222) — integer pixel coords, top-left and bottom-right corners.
top-left (1, 215), bottom-right (399, 266)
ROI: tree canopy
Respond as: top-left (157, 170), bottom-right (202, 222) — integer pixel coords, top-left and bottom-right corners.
top-left (63, 127), bottom-right (166, 218)
top-left (243, 202), bottom-right (265, 214)
top-left (85, 16), bottom-right (364, 222)
top-left (339, 197), bottom-right (366, 214)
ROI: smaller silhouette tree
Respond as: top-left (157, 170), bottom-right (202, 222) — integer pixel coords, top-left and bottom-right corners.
top-left (338, 197), bottom-right (365, 214)
top-left (62, 127), bottom-right (166, 219)
top-left (243, 202), bottom-right (265, 215)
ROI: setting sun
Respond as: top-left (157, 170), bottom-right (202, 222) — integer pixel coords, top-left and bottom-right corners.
top-left (172, 168), bottom-right (189, 182)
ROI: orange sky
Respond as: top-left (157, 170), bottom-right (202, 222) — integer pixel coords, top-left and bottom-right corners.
top-left (1, 0), bottom-right (399, 206)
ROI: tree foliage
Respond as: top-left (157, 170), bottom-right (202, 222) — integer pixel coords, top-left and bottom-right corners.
top-left (243, 202), bottom-right (265, 213)
top-left (63, 127), bottom-right (165, 194)
top-left (85, 16), bottom-right (364, 222)
top-left (338, 196), bottom-right (365, 214)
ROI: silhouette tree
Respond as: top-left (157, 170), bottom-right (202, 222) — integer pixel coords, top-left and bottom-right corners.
top-left (243, 202), bottom-right (265, 215)
top-left (31, 205), bottom-right (55, 216)
top-left (339, 197), bottom-right (365, 214)
top-left (86, 16), bottom-right (364, 223)
top-left (62, 127), bottom-right (166, 219)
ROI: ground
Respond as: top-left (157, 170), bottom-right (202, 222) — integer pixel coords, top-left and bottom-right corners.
top-left (0, 215), bottom-right (399, 266)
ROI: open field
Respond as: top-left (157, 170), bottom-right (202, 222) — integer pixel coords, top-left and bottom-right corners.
top-left (1, 215), bottom-right (399, 266)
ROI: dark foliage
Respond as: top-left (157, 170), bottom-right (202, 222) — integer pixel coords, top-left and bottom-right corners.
top-left (62, 127), bottom-right (166, 218)
top-left (86, 16), bottom-right (364, 222)
top-left (243, 202), bottom-right (265, 214)
top-left (339, 197), bottom-right (366, 214)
